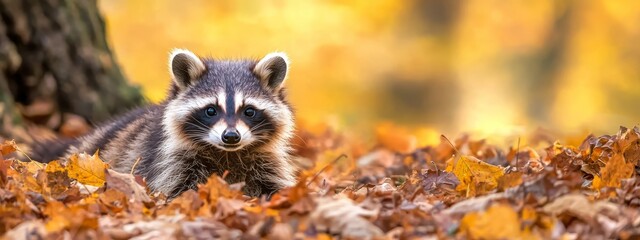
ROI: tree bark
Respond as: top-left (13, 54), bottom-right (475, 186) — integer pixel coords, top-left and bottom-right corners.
top-left (0, 0), bottom-right (144, 139)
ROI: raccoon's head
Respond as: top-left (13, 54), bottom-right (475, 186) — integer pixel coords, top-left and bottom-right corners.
top-left (162, 49), bottom-right (294, 152)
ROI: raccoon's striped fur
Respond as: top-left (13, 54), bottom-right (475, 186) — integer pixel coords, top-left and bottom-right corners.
top-left (33, 49), bottom-right (297, 198)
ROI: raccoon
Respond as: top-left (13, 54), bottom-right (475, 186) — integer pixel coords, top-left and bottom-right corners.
top-left (33, 49), bottom-right (297, 198)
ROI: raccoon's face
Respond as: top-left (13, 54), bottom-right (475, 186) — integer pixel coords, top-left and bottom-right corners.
top-left (163, 49), bottom-right (294, 152)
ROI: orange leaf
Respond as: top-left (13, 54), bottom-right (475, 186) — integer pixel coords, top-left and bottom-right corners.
top-left (460, 204), bottom-right (533, 239)
top-left (0, 140), bottom-right (18, 157)
top-left (594, 153), bottom-right (634, 190)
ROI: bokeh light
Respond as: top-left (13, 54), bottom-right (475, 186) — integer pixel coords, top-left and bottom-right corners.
top-left (100, 0), bottom-right (640, 143)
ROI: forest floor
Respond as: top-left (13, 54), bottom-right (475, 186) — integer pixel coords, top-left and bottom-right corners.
top-left (1, 124), bottom-right (640, 239)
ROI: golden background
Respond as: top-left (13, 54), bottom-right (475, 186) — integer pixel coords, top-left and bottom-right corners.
top-left (100, 0), bottom-right (640, 143)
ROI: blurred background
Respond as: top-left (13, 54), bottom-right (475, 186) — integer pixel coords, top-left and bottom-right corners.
top-left (99, 0), bottom-right (640, 141)
top-left (1, 0), bottom-right (639, 146)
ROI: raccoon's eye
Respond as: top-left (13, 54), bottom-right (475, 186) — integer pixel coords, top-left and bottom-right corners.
top-left (244, 108), bottom-right (256, 118)
top-left (205, 107), bottom-right (217, 117)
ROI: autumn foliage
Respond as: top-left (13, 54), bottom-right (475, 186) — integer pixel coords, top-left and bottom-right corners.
top-left (2, 126), bottom-right (640, 239)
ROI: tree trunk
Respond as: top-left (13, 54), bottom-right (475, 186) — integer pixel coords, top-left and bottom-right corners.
top-left (0, 0), bottom-right (144, 139)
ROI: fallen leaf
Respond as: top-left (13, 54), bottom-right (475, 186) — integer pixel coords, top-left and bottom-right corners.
top-left (498, 171), bottom-right (523, 190)
top-left (3, 220), bottom-right (47, 239)
top-left (449, 155), bottom-right (505, 196)
top-left (105, 169), bottom-right (151, 203)
top-left (67, 152), bottom-right (108, 187)
top-left (419, 169), bottom-right (460, 193)
top-left (214, 198), bottom-right (245, 220)
top-left (460, 204), bottom-right (531, 239)
top-left (44, 160), bottom-right (71, 197)
top-left (198, 175), bottom-right (242, 205)
top-left (310, 197), bottom-right (383, 239)
top-left (542, 193), bottom-right (620, 224)
top-left (11, 160), bottom-right (45, 193)
top-left (594, 153), bottom-right (634, 190)
top-left (442, 193), bottom-right (506, 215)
top-left (0, 140), bottom-right (18, 157)
top-left (0, 159), bottom-right (11, 186)
top-left (44, 201), bottom-right (98, 233)
top-left (99, 188), bottom-right (128, 214)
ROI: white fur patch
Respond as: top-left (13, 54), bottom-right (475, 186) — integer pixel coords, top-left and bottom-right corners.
top-left (207, 121), bottom-right (227, 146)
top-left (243, 97), bottom-right (279, 112)
top-left (234, 92), bottom-right (244, 113)
top-left (236, 121), bottom-right (254, 147)
top-left (217, 91), bottom-right (227, 114)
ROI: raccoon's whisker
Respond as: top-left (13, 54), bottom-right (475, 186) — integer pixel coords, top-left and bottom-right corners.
top-left (184, 120), bottom-right (209, 131)
top-left (188, 116), bottom-right (210, 128)
top-left (249, 121), bottom-right (271, 132)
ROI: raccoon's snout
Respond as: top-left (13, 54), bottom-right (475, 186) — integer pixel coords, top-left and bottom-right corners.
top-left (222, 128), bottom-right (241, 144)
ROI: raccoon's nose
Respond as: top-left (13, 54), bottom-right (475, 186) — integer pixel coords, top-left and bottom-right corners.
top-left (221, 129), bottom-right (241, 144)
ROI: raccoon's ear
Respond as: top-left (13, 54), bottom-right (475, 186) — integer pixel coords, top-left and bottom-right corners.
top-left (169, 49), bottom-right (206, 90)
top-left (253, 52), bottom-right (289, 92)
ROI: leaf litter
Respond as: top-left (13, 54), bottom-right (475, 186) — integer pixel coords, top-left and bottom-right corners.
top-left (1, 126), bottom-right (640, 239)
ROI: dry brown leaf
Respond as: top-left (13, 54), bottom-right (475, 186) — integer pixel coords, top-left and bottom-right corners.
top-left (419, 169), bottom-right (460, 193)
top-left (214, 198), bottom-right (245, 220)
top-left (3, 220), bottom-right (47, 239)
top-left (67, 152), bottom-right (108, 187)
top-left (310, 197), bottom-right (383, 239)
top-left (105, 169), bottom-right (151, 203)
top-left (542, 193), bottom-right (595, 220)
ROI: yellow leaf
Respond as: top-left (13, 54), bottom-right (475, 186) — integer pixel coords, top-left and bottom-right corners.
top-left (460, 204), bottom-right (537, 239)
top-left (450, 155), bottom-right (504, 196)
top-left (67, 152), bottom-right (108, 187)
top-left (44, 202), bottom-right (70, 232)
top-left (316, 233), bottom-right (333, 240)
top-left (45, 160), bottom-right (66, 174)
top-left (13, 160), bottom-right (45, 175)
top-left (12, 160), bottom-right (45, 193)
top-left (498, 171), bottom-right (523, 190)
